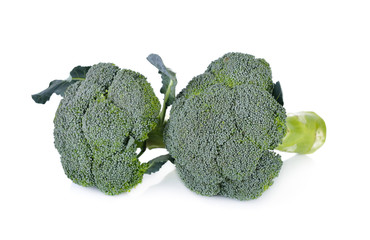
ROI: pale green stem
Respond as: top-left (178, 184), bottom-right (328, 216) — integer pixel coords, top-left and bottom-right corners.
top-left (276, 111), bottom-right (326, 154)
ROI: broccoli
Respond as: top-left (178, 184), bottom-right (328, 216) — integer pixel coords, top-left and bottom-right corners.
top-left (32, 62), bottom-right (174, 195)
top-left (32, 53), bottom-right (326, 200)
top-left (163, 52), bottom-right (326, 200)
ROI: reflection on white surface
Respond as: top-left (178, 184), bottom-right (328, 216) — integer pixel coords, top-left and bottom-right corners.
top-left (272, 153), bottom-right (315, 200)
top-left (142, 168), bottom-right (191, 197)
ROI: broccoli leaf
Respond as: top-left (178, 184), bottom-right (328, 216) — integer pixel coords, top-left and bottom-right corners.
top-left (31, 66), bottom-right (91, 104)
top-left (69, 66), bottom-right (91, 80)
top-left (31, 80), bottom-right (77, 104)
top-left (145, 154), bottom-right (175, 174)
top-left (147, 54), bottom-right (177, 107)
top-left (272, 81), bottom-right (284, 106)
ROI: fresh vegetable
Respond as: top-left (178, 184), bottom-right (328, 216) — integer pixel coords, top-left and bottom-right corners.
top-left (163, 52), bottom-right (326, 200)
top-left (32, 62), bottom-right (175, 195)
top-left (32, 52), bottom-right (326, 200)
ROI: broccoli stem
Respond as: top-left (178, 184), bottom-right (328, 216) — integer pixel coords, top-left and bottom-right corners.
top-left (158, 79), bottom-right (174, 124)
top-left (145, 74), bottom-right (173, 150)
top-left (138, 92), bottom-right (170, 151)
top-left (276, 111), bottom-right (326, 154)
top-left (146, 121), bottom-right (166, 150)
top-left (136, 142), bottom-right (146, 158)
top-left (145, 53), bottom-right (177, 152)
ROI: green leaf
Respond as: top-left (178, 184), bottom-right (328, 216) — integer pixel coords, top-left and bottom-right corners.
top-left (145, 154), bottom-right (175, 175)
top-left (147, 54), bottom-right (177, 107)
top-left (69, 66), bottom-right (91, 80)
top-left (272, 81), bottom-right (284, 106)
top-left (31, 66), bottom-right (91, 104)
top-left (31, 80), bottom-right (77, 104)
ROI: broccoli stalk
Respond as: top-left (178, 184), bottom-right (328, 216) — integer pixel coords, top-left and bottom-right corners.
top-left (145, 54), bottom-right (177, 150)
top-left (139, 54), bottom-right (177, 173)
top-left (276, 111), bottom-right (326, 154)
top-left (145, 123), bottom-right (166, 149)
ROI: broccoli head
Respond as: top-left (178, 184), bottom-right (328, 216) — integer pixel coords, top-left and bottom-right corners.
top-left (53, 63), bottom-right (161, 195)
top-left (164, 53), bottom-right (287, 200)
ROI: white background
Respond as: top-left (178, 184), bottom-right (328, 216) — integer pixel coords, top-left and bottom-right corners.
top-left (1, 0), bottom-right (369, 239)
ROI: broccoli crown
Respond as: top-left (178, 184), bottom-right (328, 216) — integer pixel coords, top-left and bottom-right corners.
top-left (164, 52), bottom-right (286, 200)
top-left (53, 63), bottom-right (160, 195)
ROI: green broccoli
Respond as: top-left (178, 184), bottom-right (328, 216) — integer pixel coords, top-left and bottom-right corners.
top-left (32, 53), bottom-right (326, 200)
top-left (33, 63), bottom-right (174, 195)
top-left (163, 52), bottom-right (326, 200)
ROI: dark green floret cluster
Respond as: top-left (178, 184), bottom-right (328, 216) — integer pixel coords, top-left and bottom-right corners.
top-left (53, 63), bottom-right (160, 195)
top-left (164, 53), bottom-right (287, 200)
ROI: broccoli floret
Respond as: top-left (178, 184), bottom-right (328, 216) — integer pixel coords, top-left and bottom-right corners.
top-left (164, 52), bottom-right (287, 200)
top-left (53, 63), bottom-right (161, 195)
top-left (219, 151), bottom-right (283, 200)
top-left (178, 52), bottom-right (274, 99)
